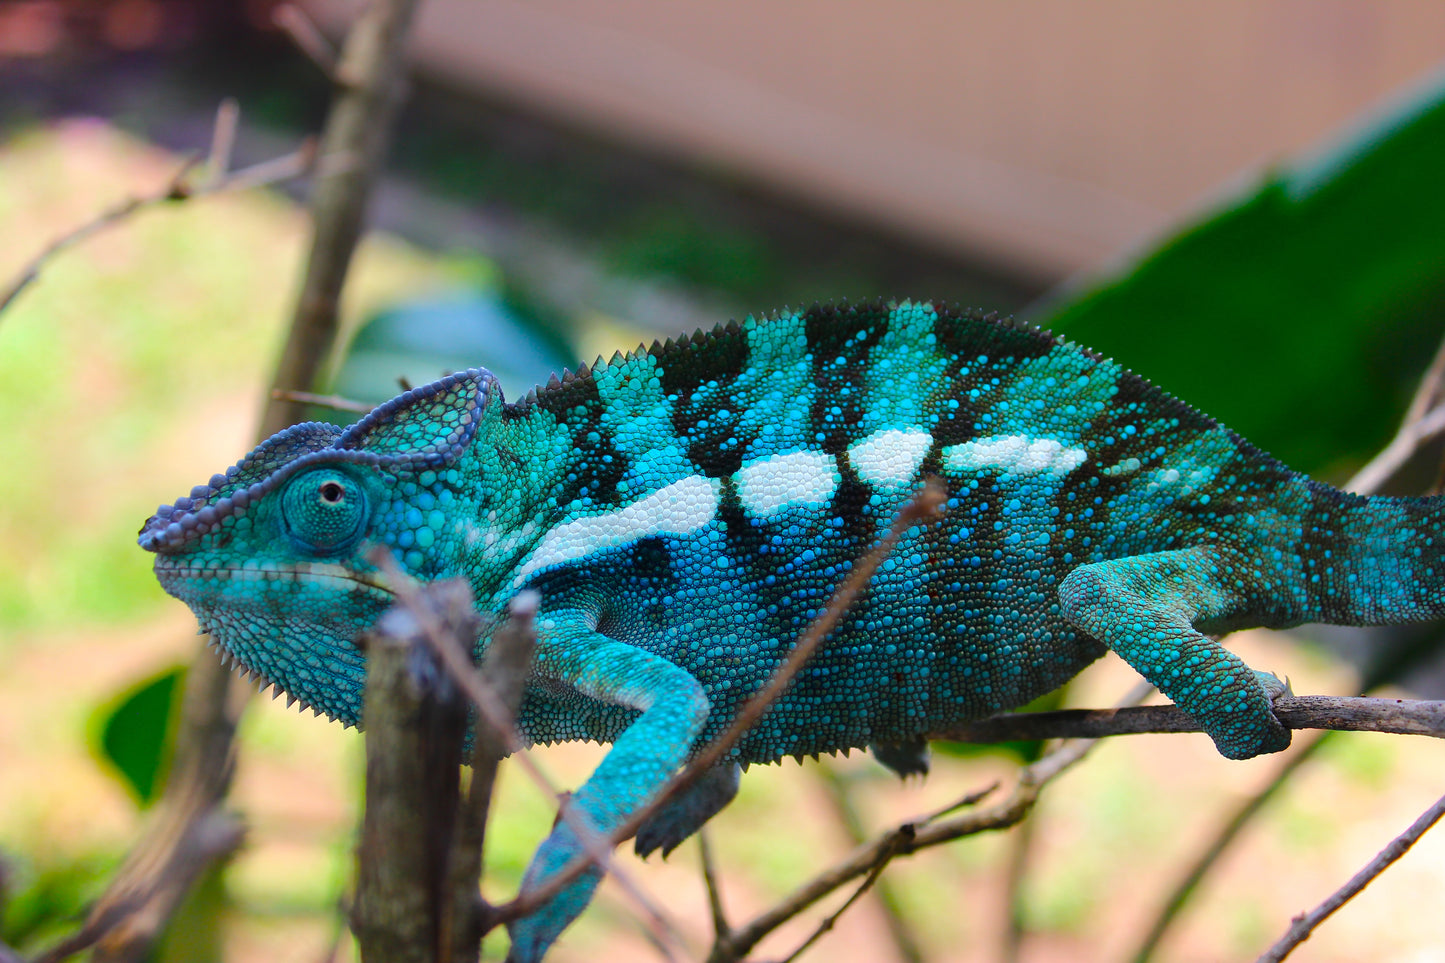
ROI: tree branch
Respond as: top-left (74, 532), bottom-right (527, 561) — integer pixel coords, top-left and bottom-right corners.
top-left (0, 118), bottom-right (315, 320)
top-left (365, 550), bottom-right (690, 961)
top-left (259, 0), bottom-right (423, 438)
top-left (353, 581), bottom-right (477, 963)
top-left (706, 683), bottom-right (1154, 963)
top-left (449, 595), bottom-right (538, 963)
top-left (926, 694), bottom-right (1445, 744)
top-left (1256, 789), bottom-right (1445, 962)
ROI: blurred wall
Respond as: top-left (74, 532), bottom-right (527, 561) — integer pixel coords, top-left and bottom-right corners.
top-left (306, 0), bottom-right (1445, 281)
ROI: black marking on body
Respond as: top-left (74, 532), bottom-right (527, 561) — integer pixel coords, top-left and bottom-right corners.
top-left (804, 303), bottom-right (887, 455)
top-left (528, 364), bottom-right (632, 506)
top-left (658, 324), bottom-right (755, 477)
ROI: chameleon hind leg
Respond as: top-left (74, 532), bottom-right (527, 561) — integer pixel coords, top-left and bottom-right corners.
top-left (1057, 546), bottom-right (1291, 760)
top-left (507, 614), bottom-right (710, 963)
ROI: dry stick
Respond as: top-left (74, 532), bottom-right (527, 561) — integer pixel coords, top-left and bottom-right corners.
top-left (778, 854), bottom-right (897, 963)
top-left (999, 803), bottom-right (1036, 963)
top-left (927, 694), bottom-right (1445, 744)
top-left (1256, 789), bottom-right (1445, 963)
top-left (353, 589), bottom-right (477, 963)
top-left (684, 480), bottom-right (948, 784)
top-left (449, 595), bottom-right (539, 963)
top-left (495, 480), bottom-right (949, 927)
top-left (365, 551), bottom-right (690, 963)
top-left (1344, 403), bottom-right (1445, 496)
top-left (0, 134), bottom-right (314, 319)
top-left (23, 112), bottom-right (329, 947)
top-left (34, 811), bottom-right (245, 963)
top-left (707, 684), bottom-right (1153, 963)
top-left (812, 764), bottom-right (926, 963)
top-left (270, 387), bottom-right (375, 414)
top-left (697, 830), bottom-right (731, 944)
top-left (273, 3), bottom-right (340, 79)
top-left (57, 2), bottom-right (421, 958)
top-left (1126, 732), bottom-right (1329, 963)
top-left (205, 99), bottom-right (239, 184)
top-left (260, 0), bottom-right (423, 439)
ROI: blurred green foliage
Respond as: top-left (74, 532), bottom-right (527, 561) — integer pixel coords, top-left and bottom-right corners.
top-left (1, 850), bottom-right (119, 955)
top-left (93, 665), bottom-right (184, 805)
top-left (1041, 71), bottom-right (1445, 477)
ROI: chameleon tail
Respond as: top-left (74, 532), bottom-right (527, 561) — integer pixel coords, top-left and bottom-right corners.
top-left (1294, 484), bottom-right (1445, 626)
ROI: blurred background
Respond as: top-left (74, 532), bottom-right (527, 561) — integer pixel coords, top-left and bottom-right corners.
top-left (2, 2), bottom-right (1445, 961)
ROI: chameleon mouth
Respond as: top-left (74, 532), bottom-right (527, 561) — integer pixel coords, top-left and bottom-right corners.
top-left (152, 558), bottom-right (396, 605)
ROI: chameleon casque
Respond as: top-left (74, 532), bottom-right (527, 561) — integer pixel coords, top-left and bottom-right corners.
top-left (139, 301), bottom-right (1445, 960)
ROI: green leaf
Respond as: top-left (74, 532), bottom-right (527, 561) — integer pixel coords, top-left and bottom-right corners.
top-left (1038, 69), bottom-right (1445, 477)
top-left (92, 665), bottom-right (185, 806)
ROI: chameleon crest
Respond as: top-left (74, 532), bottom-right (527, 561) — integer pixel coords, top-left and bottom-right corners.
top-left (142, 301), bottom-right (1445, 961)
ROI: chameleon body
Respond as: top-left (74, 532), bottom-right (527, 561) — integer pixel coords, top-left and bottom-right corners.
top-left (140, 302), bottom-right (1445, 960)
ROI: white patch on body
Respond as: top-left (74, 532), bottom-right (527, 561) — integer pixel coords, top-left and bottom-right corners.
top-left (943, 434), bottom-right (1087, 477)
top-left (847, 428), bottom-right (932, 488)
top-left (735, 450), bottom-right (839, 517)
top-left (1102, 457), bottom-right (1141, 477)
top-left (513, 476), bottom-right (720, 583)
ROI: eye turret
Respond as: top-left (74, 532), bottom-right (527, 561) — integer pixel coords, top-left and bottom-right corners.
top-left (281, 468), bottom-right (369, 553)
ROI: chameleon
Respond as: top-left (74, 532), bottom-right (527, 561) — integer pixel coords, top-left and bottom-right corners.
top-left (138, 300), bottom-right (1445, 960)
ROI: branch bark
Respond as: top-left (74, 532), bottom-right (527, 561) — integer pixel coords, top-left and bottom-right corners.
top-left (261, 0), bottom-right (423, 438)
top-left (353, 580), bottom-right (478, 963)
top-left (1256, 789), bottom-right (1445, 962)
top-left (926, 694), bottom-right (1445, 744)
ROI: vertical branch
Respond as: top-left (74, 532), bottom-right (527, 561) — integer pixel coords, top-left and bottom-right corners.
top-left (261, 0), bottom-right (423, 437)
top-left (449, 595), bottom-right (539, 963)
top-left (353, 582), bottom-right (477, 963)
top-left (93, 2), bottom-right (426, 960)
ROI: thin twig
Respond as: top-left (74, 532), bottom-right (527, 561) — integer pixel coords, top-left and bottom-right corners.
top-left (1123, 323), bottom-right (1445, 962)
top-left (56, 4), bottom-right (420, 959)
top-left (707, 683), bottom-right (1154, 963)
top-left (1344, 403), bottom-right (1445, 495)
top-left (1346, 322), bottom-right (1445, 495)
top-left (365, 549), bottom-right (690, 962)
top-left (1000, 807), bottom-right (1036, 963)
top-left (205, 99), bottom-right (239, 185)
top-left (33, 812), bottom-right (246, 963)
top-left (813, 764), bottom-right (925, 963)
top-left (451, 595), bottom-right (539, 963)
top-left (778, 855), bottom-right (896, 963)
top-left (1255, 790), bottom-right (1445, 962)
top-left (684, 480), bottom-right (948, 781)
top-left (259, 0), bottom-right (423, 437)
top-left (928, 694), bottom-right (1445, 743)
top-left (0, 119), bottom-right (316, 320)
top-left (273, 4), bottom-right (340, 80)
top-left (697, 830), bottom-right (731, 943)
top-left (270, 387), bottom-right (375, 414)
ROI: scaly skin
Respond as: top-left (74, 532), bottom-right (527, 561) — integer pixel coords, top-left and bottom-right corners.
top-left (140, 301), bottom-right (1445, 960)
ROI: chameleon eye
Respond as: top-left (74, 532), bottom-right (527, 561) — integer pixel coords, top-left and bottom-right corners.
top-left (281, 468), bottom-right (368, 553)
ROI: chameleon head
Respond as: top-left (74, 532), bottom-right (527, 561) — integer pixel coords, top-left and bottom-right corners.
top-left (138, 369), bottom-right (502, 726)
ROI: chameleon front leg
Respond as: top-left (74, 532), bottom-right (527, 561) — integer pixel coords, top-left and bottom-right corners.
top-left (1057, 546), bottom-right (1291, 760)
top-left (507, 613), bottom-right (710, 963)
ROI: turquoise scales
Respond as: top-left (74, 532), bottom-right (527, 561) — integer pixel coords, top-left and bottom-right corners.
top-left (140, 301), bottom-right (1445, 961)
